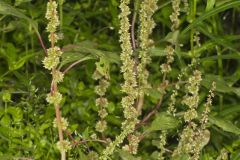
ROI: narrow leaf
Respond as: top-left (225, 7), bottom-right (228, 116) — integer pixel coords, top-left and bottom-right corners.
top-left (209, 116), bottom-right (240, 135)
top-left (149, 112), bottom-right (180, 132)
top-left (0, 1), bottom-right (38, 33)
top-left (182, 1), bottom-right (240, 34)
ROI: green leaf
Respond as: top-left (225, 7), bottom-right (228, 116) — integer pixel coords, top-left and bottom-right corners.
top-left (209, 116), bottom-right (240, 135)
top-left (0, 44), bottom-right (34, 71)
top-left (198, 130), bottom-right (211, 150)
top-left (15, 0), bottom-right (32, 6)
top-left (58, 0), bottom-right (65, 5)
top-left (95, 57), bottom-right (110, 79)
top-left (200, 53), bottom-right (240, 61)
top-left (0, 125), bottom-right (10, 141)
top-left (193, 35), bottom-right (240, 57)
top-left (198, 26), bottom-right (239, 54)
top-left (60, 41), bottom-right (120, 69)
top-left (164, 30), bottom-right (179, 44)
top-left (218, 105), bottom-right (240, 117)
top-left (2, 91), bottom-right (11, 102)
top-left (0, 1), bottom-right (38, 33)
top-left (206, 0), bottom-right (216, 11)
top-left (60, 51), bottom-right (93, 69)
top-left (171, 154), bottom-right (190, 160)
top-left (9, 54), bottom-right (34, 71)
top-left (7, 107), bottom-right (23, 123)
top-left (117, 150), bottom-right (141, 160)
top-left (148, 112), bottom-right (180, 132)
top-left (149, 47), bottom-right (166, 57)
top-left (182, 1), bottom-right (240, 34)
top-left (201, 74), bottom-right (240, 96)
top-left (150, 47), bottom-right (188, 57)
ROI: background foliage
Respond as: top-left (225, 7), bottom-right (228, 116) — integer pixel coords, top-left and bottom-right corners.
top-left (0, 0), bottom-right (240, 159)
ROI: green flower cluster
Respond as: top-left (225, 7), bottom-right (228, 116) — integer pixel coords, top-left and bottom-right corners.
top-left (119, 0), bottom-right (138, 106)
top-left (157, 131), bottom-right (167, 160)
top-left (56, 140), bottom-right (71, 152)
top-left (216, 148), bottom-right (229, 160)
top-left (183, 0), bottom-right (189, 14)
top-left (182, 70), bottom-right (201, 121)
top-left (43, 47), bottom-right (63, 70)
top-left (200, 82), bottom-right (216, 129)
top-left (172, 70), bottom-right (202, 156)
top-left (173, 71), bottom-right (216, 160)
top-left (44, 1), bottom-right (69, 156)
top-left (158, 59), bottom-right (199, 159)
top-left (46, 92), bottom-right (62, 105)
top-left (53, 117), bottom-right (69, 131)
top-left (118, 0), bottom-right (138, 122)
top-left (45, 1), bottom-right (60, 41)
top-left (160, 45), bottom-right (175, 73)
top-left (170, 0), bottom-right (181, 31)
top-left (193, 31), bottom-right (201, 47)
top-left (160, 0), bottom-right (180, 74)
top-left (137, 0), bottom-right (158, 95)
top-left (99, 119), bottom-right (138, 160)
top-left (43, 1), bottom-right (64, 106)
top-left (122, 133), bottom-right (140, 155)
top-left (158, 0), bottom-right (183, 158)
top-left (99, 0), bottom-right (139, 158)
top-left (93, 58), bottom-right (110, 133)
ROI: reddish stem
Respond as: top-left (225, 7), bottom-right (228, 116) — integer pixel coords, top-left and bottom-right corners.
top-left (35, 32), bottom-right (48, 56)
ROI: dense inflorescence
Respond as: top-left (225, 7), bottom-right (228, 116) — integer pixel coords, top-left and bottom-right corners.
top-left (172, 73), bottom-right (216, 160)
top-left (160, 0), bottom-right (181, 74)
top-left (99, 0), bottom-right (139, 159)
top-left (121, 0), bottom-right (159, 155)
top-left (93, 58), bottom-right (110, 133)
top-left (137, 0), bottom-right (158, 96)
top-left (157, 130), bottom-right (167, 160)
top-left (43, 1), bottom-right (70, 159)
top-left (170, 0), bottom-right (181, 31)
top-left (172, 70), bottom-right (202, 156)
top-left (158, 0), bottom-right (181, 159)
top-left (216, 148), bottom-right (229, 160)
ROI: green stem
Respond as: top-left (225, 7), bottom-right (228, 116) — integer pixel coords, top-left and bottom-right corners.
top-left (30, 26), bottom-right (37, 72)
top-left (25, 42), bottom-right (29, 76)
top-left (190, 29), bottom-right (194, 57)
top-left (190, 0), bottom-right (197, 57)
top-left (231, 9), bottom-right (236, 34)
top-left (58, 0), bottom-right (63, 31)
top-left (1, 24), bottom-right (6, 48)
top-left (216, 46), bottom-right (223, 77)
top-left (212, 15), bottom-right (223, 110)
top-left (193, 0), bottom-right (197, 18)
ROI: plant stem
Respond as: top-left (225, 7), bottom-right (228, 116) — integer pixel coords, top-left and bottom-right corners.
top-left (131, 0), bottom-right (139, 50)
top-left (51, 70), bottom-right (65, 160)
top-left (58, 0), bottom-right (63, 31)
top-left (190, 29), bottom-right (194, 57)
top-left (190, 0), bottom-right (197, 57)
top-left (62, 59), bottom-right (84, 74)
top-left (48, 4), bottom-right (65, 157)
top-left (36, 32), bottom-right (47, 56)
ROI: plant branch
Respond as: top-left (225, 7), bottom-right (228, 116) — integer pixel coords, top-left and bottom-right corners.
top-left (137, 94), bottom-right (164, 127)
top-left (131, 0), bottom-right (140, 50)
top-left (51, 78), bottom-right (65, 160)
top-left (64, 130), bottom-right (107, 146)
top-left (136, 94), bottom-right (144, 115)
top-left (136, 74), bottom-right (169, 128)
top-left (131, 11), bottom-right (137, 50)
top-left (62, 59), bottom-right (83, 74)
top-left (64, 130), bottom-right (78, 146)
top-left (36, 32), bottom-right (48, 56)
